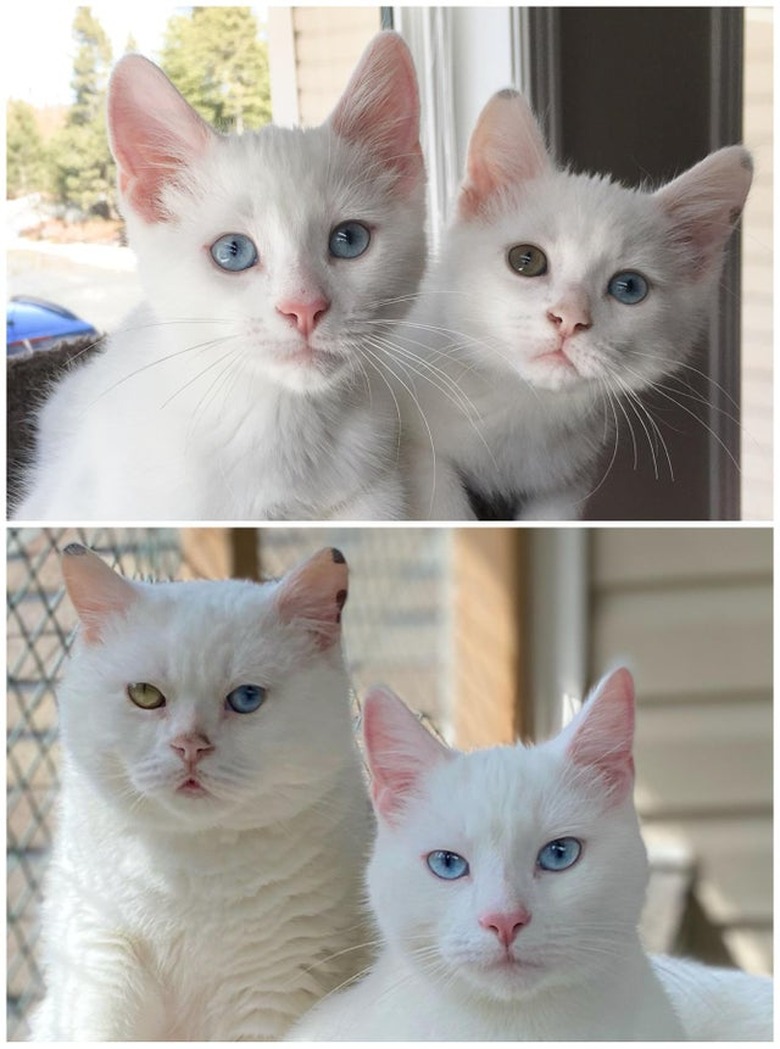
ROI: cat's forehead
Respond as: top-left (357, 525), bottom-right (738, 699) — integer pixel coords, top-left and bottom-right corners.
top-left (482, 170), bottom-right (664, 266)
top-left (423, 742), bottom-right (589, 842)
top-left (205, 125), bottom-right (398, 226)
top-left (98, 577), bottom-right (304, 684)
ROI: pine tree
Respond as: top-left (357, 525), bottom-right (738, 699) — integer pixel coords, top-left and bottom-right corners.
top-left (6, 100), bottom-right (49, 199)
top-left (160, 7), bottom-right (272, 132)
top-left (50, 7), bottom-right (116, 218)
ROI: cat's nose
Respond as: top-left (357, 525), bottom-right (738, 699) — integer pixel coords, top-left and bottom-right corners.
top-left (546, 299), bottom-right (592, 336)
top-left (276, 297), bottom-right (330, 337)
top-left (479, 906), bottom-right (532, 947)
top-left (170, 732), bottom-right (214, 767)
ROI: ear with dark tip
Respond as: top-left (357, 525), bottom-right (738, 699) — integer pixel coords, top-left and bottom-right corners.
top-left (107, 53), bottom-right (214, 223)
top-left (654, 145), bottom-right (753, 280)
top-left (459, 89), bottom-right (551, 220)
top-left (328, 31), bottom-right (424, 194)
top-left (362, 685), bottom-right (452, 824)
top-left (274, 548), bottom-right (349, 651)
top-left (61, 545), bottom-right (139, 644)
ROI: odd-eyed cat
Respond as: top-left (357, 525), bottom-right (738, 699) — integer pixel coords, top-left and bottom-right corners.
top-left (32, 546), bottom-right (372, 1040)
top-left (290, 669), bottom-right (772, 1040)
top-left (14, 32), bottom-right (425, 521)
top-left (399, 89), bottom-right (753, 519)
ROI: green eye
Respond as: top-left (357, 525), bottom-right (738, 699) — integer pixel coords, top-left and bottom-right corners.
top-left (507, 244), bottom-right (548, 277)
top-left (127, 682), bottom-right (166, 710)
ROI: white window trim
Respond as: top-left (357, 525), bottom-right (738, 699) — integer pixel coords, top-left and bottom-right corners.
top-left (393, 6), bottom-right (515, 249)
top-left (528, 530), bottom-right (589, 738)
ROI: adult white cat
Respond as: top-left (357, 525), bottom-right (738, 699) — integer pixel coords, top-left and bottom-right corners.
top-left (290, 669), bottom-right (771, 1040)
top-left (400, 89), bottom-right (753, 519)
top-left (14, 32), bottom-right (425, 521)
top-left (32, 545), bottom-right (372, 1040)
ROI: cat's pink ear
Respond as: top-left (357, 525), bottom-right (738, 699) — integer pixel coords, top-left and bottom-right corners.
top-left (274, 548), bottom-right (349, 652)
top-left (654, 145), bottom-right (753, 280)
top-left (108, 54), bottom-right (214, 223)
top-left (62, 544), bottom-right (139, 644)
top-left (459, 89), bottom-right (551, 219)
top-left (328, 31), bottom-right (423, 194)
top-left (363, 686), bottom-right (452, 824)
top-left (565, 667), bottom-right (635, 804)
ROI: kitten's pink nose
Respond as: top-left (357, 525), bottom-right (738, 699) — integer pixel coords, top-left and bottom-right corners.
top-left (170, 732), bottom-right (214, 767)
top-left (479, 907), bottom-right (532, 947)
top-left (276, 297), bottom-right (330, 336)
top-left (547, 298), bottom-right (592, 336)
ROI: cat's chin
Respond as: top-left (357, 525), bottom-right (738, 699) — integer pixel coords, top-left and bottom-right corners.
top-left (458, 954), bottom-right (551, 1002)
top-left (255, 342), bottom-right (354, 393)
top-left (517, 349), bottom-right (603, 394)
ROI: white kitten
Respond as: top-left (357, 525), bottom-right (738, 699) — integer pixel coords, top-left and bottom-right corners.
top-left (399, 89), bottom-right (753, 520)
top-left (32, 545), bottom-right (372, 1041)
top-left (290, 668), bottom-right (686, 1040)
top-left (14, 32), bottom-right (425, 521)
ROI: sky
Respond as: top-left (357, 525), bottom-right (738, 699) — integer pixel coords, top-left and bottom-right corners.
top-left (6, 3), bottom-right (266, 108)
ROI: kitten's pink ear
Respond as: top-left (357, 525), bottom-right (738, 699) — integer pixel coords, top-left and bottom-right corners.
top-left (274, 548), bottom-right (349, 652)
top-left (61, 544), bottom-right (139, 644)
top-left (328, 31), bottom-right (423, 194)
top-left (459, 89), bottom-right (551, 219)
top-left (363, 686), bottom-right (452, 825)
top-left (565, 667), bottom-right (635, 804)
top-left (654, 145), bottom-right (753, 280)
top-left (108, 54), bottom-right (214, 223)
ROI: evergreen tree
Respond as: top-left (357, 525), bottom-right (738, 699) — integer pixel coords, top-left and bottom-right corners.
top-left (6, 100), bottom-right (49, 199)
top-left (50, 7), bottom-right (115, 217)
top-left (160, 7), bottom-right (271, 132)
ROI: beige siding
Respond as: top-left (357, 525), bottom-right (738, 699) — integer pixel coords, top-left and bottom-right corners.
top-left (741, 9), bottom-right (773, 519)
top-left (590, 529), bottom-right (772, 975)
top-left (291, 7), bottom-right (382, 126)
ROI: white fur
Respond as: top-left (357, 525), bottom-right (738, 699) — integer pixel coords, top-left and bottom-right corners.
top-left (653, 955), bottom-right (773, 1041)
top-left (399, 92), bottom-right (752, 520)
top-left (15, 38), bottom-right (425, 521)
top-left (32, 566), bottom-right (371, 1040)
top-left (289, 676), bottom-right (687, 1040)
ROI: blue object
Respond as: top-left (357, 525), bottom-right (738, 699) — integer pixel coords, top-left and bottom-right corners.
top-left (7, 295), bottom-right (98, 355)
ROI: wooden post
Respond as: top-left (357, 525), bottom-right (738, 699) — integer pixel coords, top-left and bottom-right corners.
top-left (180, 529), bottom-right (260, 580)
top-left (451, 528), bottom-right (529, 749)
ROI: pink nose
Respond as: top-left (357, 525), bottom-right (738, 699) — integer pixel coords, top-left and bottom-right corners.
top-left (479, 907), bottom-right (532, 947)
top-left (546, 301), bottom-right (592, 337)
top-left (170, 733), bottom-right (214, 768)
top-left (276, 297), bottom-right (330, 336)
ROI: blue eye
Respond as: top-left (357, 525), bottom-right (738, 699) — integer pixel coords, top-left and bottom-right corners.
top-left (608, 271), bottom-right (648, 304)
top-left (426, 850), bottom-right (469, 880)
top-left (225, 684), bottom-right (266, 714)
top-left (537, 837), bottom-right (582, 872)
top-left (210, 233), bottom-right (258, 272)
top-left (329, 221), bottom-right (371, 259)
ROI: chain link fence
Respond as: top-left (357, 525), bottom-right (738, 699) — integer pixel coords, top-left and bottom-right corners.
top-left (7, 527), bottom-right (451, 1039)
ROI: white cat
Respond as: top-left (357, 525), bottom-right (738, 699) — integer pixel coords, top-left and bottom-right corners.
top-left (32, 545), bottom-right (372, 1041)
top-left (652, 954), bottom-right (773, 1041)
top-left (14, 32), bottom-right (425, 521)
top-left (290, 668), bottom-right (771, 1040)
top-left (399, 89), bottom-right (753, 520)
